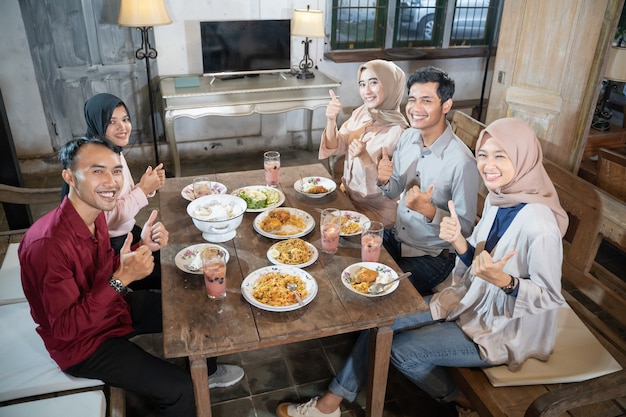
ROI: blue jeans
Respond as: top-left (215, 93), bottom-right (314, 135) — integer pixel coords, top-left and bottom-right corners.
top-left (328, 296), bottom-right (491, 403)
top-left (383, 229), bottom-right (456, 293)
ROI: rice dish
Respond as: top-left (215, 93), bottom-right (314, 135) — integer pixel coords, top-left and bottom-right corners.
top-left (193, 200), bottom-right (244, 221)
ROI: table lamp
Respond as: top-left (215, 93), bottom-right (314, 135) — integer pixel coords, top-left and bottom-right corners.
top-left (292, 5), bottom-right (325, 80)
top-left (591, 46), bottom-right (626, 131)
top-left (118, 0), bottom-right (172, 165)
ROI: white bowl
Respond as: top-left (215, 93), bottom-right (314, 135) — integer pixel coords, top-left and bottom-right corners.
top-left (294, 176), bottom-right (336, 198)
top-left (187, 194), bottom-right (247, 242)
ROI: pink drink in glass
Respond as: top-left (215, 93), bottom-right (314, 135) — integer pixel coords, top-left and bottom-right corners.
top-left (361, 234), bottom-right (383, 262)
top-left (321, 224), bottom-right (340, 254)
top-left (264, 151), bottom-right (281, 187)
top-left (203, 259), bottom-right (227, 299)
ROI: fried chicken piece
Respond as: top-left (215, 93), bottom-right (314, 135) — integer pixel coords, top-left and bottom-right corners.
top-left (307, 185), bottom-right (329, 194)
top-left (354, 267), bottom-right (378, 284)
top-left (260, 217), bottom-right (283, 232)
top-left (269, 209), bottom-right (291, 222)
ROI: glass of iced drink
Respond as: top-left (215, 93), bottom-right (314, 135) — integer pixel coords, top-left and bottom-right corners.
top-left (361, 221), bottom-right (384, 262)
top-left (320, 208), bottom-right (341, 254)
top-left (202, 250), bottom-right (227, 299)
top-left (263, 151), bottom-right (281, 187)
top-left (193, 176), bottom-right (213, 199)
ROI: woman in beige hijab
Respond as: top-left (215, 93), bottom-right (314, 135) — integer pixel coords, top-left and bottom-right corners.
top-left (319, 60), bottom-right (408, 227)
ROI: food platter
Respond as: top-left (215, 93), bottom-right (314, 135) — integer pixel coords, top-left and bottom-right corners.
top-left (253, 207), bottom-right (315, 239)
top-left (231, 185), bottom-right (285, 212)
top-left (341, 262), bottom-right (400, 297)
top-left (294, 176), bottom-right (336, 198)
top-left (174, 243), bottom-right (230, 274)
top-left (340, 210), bottom-right (370, 237)
top-left (181, 182), bottom-right (227, 201)
top-left (241, 265), bottom-right (318, 312)
top-left (267, 238), bottom-right (318, 268)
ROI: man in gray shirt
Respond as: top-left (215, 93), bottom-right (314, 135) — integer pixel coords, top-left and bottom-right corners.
top-left (377, 66), bottom-right (480, 293)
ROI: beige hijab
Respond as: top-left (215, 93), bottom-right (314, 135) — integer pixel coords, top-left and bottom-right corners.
top-left (476, 118), bottom-right (568, 237)
top-left (357, 60), bottom-right (409, 128)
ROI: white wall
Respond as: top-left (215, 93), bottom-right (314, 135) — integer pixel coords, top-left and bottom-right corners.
top-left (2, 0), bottom-right (490, 172)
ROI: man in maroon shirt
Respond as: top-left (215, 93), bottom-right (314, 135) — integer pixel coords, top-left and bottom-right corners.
top-left (19, 137), bottom-right (196, 416)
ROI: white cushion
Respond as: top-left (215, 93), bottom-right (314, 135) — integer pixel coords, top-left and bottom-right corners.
top-left (0, 391), bottom-right (106, 417)
top-left (0, 303), bottom-right (103, 402)
top-left (483, 303), bottom-right (623, 387)
top-left (0, 243), bottom-right (26, 305)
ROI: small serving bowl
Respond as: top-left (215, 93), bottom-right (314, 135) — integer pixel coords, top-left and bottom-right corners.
top-left (294, 176), bottom-right (336, 199)
top-left (187, 194), bottom-right (247, 242)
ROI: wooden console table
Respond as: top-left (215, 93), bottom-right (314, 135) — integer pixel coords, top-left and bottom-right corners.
top-left (159, 71), bottom-right (341, 177)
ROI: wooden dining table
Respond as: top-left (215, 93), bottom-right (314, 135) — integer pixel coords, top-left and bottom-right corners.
top-left (159, 162), bottom-right (428, 417)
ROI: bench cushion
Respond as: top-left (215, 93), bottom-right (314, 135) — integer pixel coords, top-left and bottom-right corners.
top-left (483, 304), bottom-right (622, 387)
top-left (0, 302), bottom-right (103, 402)
top-left (0, 391), bottom-right (106, 417)
top-left (0, 243), bottom-right (25, 305)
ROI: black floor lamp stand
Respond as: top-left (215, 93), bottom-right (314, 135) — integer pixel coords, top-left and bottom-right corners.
top-left (134, 26), bottom-right (160, 165)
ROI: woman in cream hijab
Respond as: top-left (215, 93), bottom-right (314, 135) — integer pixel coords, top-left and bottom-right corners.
top-left (319, 59), bottom-right (408, 227)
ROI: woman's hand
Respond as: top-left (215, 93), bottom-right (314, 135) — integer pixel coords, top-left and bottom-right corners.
top-left (472, 249), bottom-right (517, 287)
top-left (138, 163), bottom-right (164, 195)
top-left (325, 89), bottom-right (341, 122)
top-left (440, 200), bottom-right (467, 254)
top-left (348, 138), bottom-right (366, 158)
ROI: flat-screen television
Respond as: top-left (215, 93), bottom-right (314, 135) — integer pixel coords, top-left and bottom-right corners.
top-left (200, 19), bottom-right (291, 77)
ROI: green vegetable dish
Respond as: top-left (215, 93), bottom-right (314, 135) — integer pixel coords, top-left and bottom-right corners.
top-left (237, 188), bottom-right (281, 209)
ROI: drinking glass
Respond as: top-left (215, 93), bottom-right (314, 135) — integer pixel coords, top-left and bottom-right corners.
top-left (320, 208), bottom-right (341, 254)
top-left (202, 250), bottom-right (227, 299)
top-left (193, 176), bottom-right (213, 199)
top-left (264, 151), bottom-right (281, 187)
top-left (361, 221), bottom-right (384, 262)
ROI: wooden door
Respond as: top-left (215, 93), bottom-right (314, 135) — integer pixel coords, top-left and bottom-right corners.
top-left (18, 0), bottom-right (152, 151)
top-left (486, 0), bottom-right (625, 171)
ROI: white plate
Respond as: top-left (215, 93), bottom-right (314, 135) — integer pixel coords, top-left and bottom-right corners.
top-left (341, 262), bottom-right (400, 297)
top-left (231, 185), bottom-right (285, 212)
top-left (294, 176), bottom-right (336, 198)
top-left (181, 182), bottom-right (227, 201)
top-left (253, 208), bottom-right (315, 239)
top-left (267, 239), bottom-right (319, 268)
top-left (174, 243), bottom-right (230, 274)
top-left (340, 210), bottom-right (370, 237)
top-left (241, 265), bottom-right (318, 312)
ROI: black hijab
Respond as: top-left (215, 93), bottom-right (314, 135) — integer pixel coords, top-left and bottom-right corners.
top-left (84, 93), bottom-right (130, 136)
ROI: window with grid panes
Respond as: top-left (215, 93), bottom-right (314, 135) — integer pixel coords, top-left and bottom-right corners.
top-left (331, 0), bottom-right (500, 50)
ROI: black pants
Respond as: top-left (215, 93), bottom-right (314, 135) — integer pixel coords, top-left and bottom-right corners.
top-left (110, 225), bottom-right (161, 290)
top-left (65, 291), bottom-right (217, 417)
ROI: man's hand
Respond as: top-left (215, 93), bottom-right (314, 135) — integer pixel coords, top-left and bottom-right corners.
top-left (140, 210), bottom-right (169, 252)
top-left (405, 183), bottom-right (435, 218)
top-left (377, 147), bottom-right (393, 185)
top-left (116, 233), bottom-right (154, 286)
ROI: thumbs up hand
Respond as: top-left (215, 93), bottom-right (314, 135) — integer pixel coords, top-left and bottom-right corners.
top-left (440, 200), bottom-right (469, 254)
top-left (377, 147), bottom-right (393, 185)
top-left (326, 89), bottom-right (342, 121)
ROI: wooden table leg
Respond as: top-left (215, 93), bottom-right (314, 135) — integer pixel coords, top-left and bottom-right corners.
top-left (366, 324), bottom-right (393, 417)
top-left (189, 355), bottom-right (212, 417)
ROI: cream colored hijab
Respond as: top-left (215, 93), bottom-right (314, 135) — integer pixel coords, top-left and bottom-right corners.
top-left (357, 60), bottom-right (409, 128)
top-left (476, 118), bottom-right (568, 237)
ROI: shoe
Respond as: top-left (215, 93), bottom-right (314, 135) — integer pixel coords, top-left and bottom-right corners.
top-left (276, 397), bottom-right (340, 417)
top-left (456, 404), bottom-right (480, 417)
top-left (208, 364), bottom-right (244, 388)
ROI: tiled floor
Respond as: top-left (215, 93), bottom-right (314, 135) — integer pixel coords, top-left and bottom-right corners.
top-left (2, 146), bottom-right (626, 417)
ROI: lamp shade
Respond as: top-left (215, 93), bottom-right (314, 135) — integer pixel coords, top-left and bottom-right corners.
top-left (604, 47), bottom-right (626, 82)
top-left (118, 0), bottom-right (172, 27)
top-left (292, 7), bottom-right (325, 38)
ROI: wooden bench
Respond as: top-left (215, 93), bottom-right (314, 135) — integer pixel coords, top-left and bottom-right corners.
top-left (597, 145), bottom-right (626, 202)
top-left (448, 113), bottom-right (626, 417)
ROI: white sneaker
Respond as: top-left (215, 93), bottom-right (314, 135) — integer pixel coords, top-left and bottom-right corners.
top-left (456, 405), bottom-right (480, 417)
top-left (276, 397), bottom-right (340, 417)
top-left (208, 364), bottom-right (244, 388)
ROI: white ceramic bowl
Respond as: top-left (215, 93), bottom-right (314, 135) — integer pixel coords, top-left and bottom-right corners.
top-left (187, 194), bottom-right (247, 242)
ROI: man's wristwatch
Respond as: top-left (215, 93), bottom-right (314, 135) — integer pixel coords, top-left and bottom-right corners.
top-left (501, 275), bottom-right (517, 294)
top-left (109, 276), bottom-right (128, 295)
